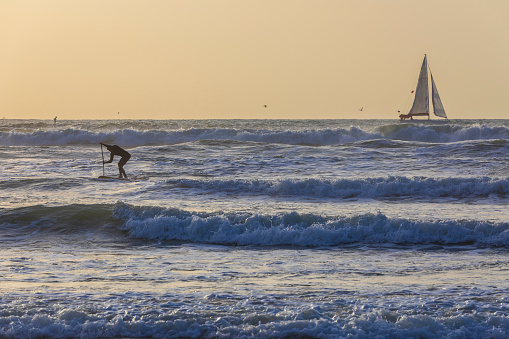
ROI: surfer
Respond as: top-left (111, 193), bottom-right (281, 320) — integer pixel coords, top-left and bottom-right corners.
top-left (100, 143), bottom-right (131, 178)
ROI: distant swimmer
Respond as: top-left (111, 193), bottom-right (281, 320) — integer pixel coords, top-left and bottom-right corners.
top-left (100, 143), bottom-right (131, 178)
top-left (54, 116), bottom-right (57, 125)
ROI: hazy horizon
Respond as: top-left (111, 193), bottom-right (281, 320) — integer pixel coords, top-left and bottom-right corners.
top-left (2, 0), bottom-right (508, 120)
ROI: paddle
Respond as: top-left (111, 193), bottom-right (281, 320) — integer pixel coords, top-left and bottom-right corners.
top-left (100, 143), bottom-right (105, 177)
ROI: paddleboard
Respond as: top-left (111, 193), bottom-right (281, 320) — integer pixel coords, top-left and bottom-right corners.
top-left (98, 176), bottom-right (134, 181)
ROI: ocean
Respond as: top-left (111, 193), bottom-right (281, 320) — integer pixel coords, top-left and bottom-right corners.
top-left (0, 119), bottom-right (508, 338)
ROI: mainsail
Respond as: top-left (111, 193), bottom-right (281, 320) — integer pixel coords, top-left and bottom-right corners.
top-left (408, 55), bottom-right (429, 116)
top-left (400, 55), bottom-right (448, 120)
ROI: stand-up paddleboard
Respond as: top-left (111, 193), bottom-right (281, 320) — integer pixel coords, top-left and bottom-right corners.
top-left (98, 176), bottom-right (135, 181)
top-left (98, 143), bottom-right (138, 181)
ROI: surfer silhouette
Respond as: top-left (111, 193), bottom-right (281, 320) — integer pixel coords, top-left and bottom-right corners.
top-left (100, 143), bottom-right (131, 178)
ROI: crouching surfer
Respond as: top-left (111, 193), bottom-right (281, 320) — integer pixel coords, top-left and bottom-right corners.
top-left (100, 143), bottom-right (131, 178)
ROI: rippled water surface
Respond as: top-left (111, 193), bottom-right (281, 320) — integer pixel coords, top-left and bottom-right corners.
top-left (1, 119), bottom-right (508, 338)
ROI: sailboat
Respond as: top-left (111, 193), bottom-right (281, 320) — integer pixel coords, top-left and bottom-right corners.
top-left (399, 55), bottom-right (448, 121)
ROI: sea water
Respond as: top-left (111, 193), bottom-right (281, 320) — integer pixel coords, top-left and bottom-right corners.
top-left (0, 119), bottom-right (508, 338)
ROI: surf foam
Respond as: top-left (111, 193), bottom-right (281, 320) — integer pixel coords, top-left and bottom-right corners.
top-left (112, 203), bottom-right (509, 247)
top-left (2, 123), bottom-right (508, 146)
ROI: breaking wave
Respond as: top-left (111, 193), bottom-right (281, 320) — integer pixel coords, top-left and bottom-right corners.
top-left (376, 123), bottom-right (509, 143)
top-left (165, 176), bottom-right (509, 199)
top-left (2, 203), bottom-right (509, 247)
top-left (1, 123), bottom-right (508, 146)
top-left (113, 203), bottom-right (509, 247)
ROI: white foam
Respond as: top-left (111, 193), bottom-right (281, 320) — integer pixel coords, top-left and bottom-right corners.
top-left (2, 123), bottom-right (508, 146)
top-left (1, 302), bottom-right (507, 338)
top-left (112, 203), bottom-right (509, 247)
top-left (167, 176), bottom-right (509, 199)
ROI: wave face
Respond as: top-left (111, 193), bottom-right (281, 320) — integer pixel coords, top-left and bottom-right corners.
top-left (165, 176), bottom-right (509, 199)
top-left (0, 204), bottom-right (117, 242)
top-left (110, 203), bottom-right (509, 247)
top-left (1, 119), bottom-right (508, 146)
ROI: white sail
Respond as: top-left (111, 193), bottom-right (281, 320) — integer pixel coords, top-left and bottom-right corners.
top-left (431, 73), bottom-right (447, 118)
top-left (408, 55), bottom-right (429, 116)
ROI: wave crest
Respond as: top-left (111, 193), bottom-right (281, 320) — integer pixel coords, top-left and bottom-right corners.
top-left (166, 176), bottom-right (509, 199)
top-left (377, 123), bottom-right (509, 143)
top-left (1, 123), bottom-right (508, 146)
top-left (2, 203), bottom-right (508, 247)
top-left (112, 203), bottom-right (509, 247)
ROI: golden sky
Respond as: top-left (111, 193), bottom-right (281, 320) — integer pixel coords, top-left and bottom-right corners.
top-left (1, 0), bottom-right (508, 120)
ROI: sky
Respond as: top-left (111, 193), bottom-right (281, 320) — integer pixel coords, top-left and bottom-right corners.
top-left (1, 0), bottom-right (508, 120)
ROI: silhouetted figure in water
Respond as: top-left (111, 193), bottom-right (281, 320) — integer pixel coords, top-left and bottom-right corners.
top-left (54, 116), bottom-right (57, 125)
top-left (101, 143), bottom-right (131, 178)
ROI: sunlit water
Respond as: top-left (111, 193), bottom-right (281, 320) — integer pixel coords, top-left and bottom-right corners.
top-left (1, 119), bottom-right (508, 338)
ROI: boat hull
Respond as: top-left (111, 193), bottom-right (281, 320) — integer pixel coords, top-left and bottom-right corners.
top-left (398, 119), bottom-right (449, 124)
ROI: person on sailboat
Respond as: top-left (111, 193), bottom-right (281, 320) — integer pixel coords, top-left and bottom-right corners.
top-left (399, 114), bottom-right (413, 121)
top-left (100, 143), bottom-right (131, 178)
